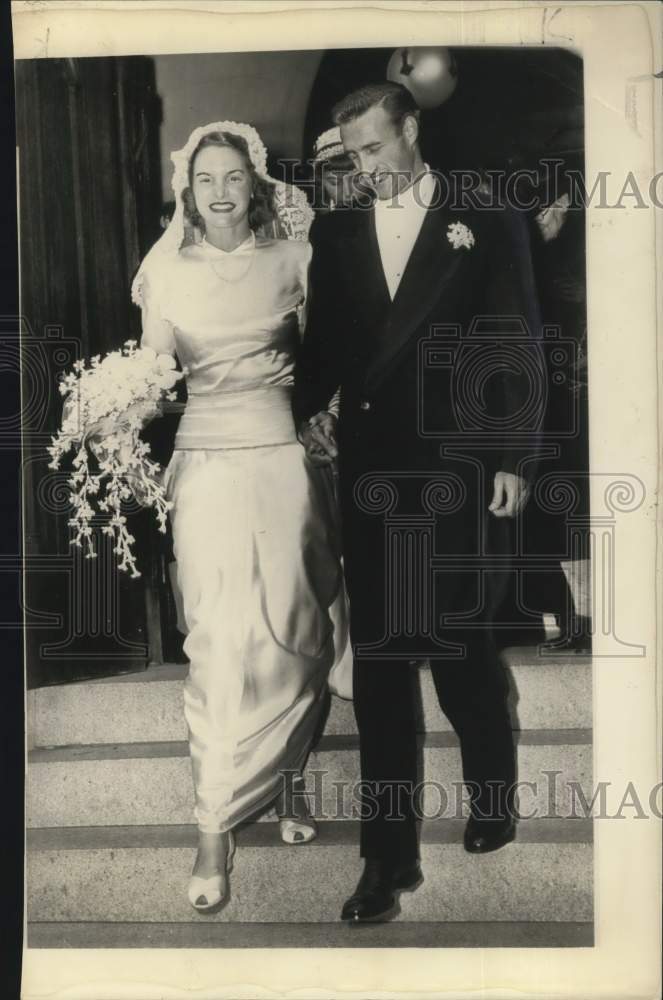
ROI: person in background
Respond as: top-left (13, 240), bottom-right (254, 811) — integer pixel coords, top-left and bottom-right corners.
top-left (312, 126), bottom-right (358, 213)
top-left (303, 126), bottom-right (365, 461)
top-left (529, 184), bottom-right (591, 652)
top-left (159, 200), bottom-right (176, 230)
top-left (308, 126), bottom-right (369, 252)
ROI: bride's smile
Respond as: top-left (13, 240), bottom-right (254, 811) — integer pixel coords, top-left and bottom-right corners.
top-left (192, 144), bottom-right (253, 247)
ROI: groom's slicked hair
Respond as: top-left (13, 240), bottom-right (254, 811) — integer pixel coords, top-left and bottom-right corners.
top-left (332, 82), bottom-right (420, 130)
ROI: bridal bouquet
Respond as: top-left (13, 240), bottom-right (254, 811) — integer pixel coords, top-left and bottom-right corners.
top-left (48, 340), bottom-right (184, 578)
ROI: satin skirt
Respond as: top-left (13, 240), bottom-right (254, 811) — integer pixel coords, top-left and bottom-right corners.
top-left (165, 403), bottom-right (352, 833)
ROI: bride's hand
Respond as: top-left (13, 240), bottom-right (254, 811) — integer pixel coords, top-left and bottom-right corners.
top-left (86, 401), bottom-right (162, 454)
top-left (86, 415), bottom-right (120, 460)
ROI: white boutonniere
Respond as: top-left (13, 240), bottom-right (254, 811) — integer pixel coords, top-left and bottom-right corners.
top-left (447, 222), bottom-right (475, 250)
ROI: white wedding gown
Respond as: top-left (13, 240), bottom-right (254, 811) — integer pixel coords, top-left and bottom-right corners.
top-left (139, 233), bottom-right (352, 834)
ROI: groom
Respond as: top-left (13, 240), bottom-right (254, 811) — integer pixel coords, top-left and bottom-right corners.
top-left (293, 82), bottom-right (542, 922)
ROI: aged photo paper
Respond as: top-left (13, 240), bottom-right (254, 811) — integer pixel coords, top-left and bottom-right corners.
top-left (11, 1), bottom-right (662, 998)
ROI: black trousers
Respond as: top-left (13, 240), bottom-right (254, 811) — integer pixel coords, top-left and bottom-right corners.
top-left (352, 633), bottom-right (516, 865)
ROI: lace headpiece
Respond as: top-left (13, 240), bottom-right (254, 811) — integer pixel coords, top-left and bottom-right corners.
top-left (132, 120), bottom-right (314, 306)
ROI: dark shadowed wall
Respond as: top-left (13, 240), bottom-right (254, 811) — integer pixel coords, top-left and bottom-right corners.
top-left (154, 50), bottom-right (323, 200)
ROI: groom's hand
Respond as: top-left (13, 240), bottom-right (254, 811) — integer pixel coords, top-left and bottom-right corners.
top-left (298, 411), bottom-right (338, 466)
top-left (489, 471), bottom-right (530, 518)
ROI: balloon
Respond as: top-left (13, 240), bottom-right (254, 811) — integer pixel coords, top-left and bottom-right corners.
top-left (387, 47), bottom-right (458, 109)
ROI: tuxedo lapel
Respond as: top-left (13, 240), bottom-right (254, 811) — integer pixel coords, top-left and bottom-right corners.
top-left (363, 182), bottom-right (464, 394)
top-left (342, 209), bottom-right (391, 328)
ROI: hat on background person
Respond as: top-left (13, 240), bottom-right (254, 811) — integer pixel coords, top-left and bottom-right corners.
top-left (311, 125), bottom-right (359, 214)
top-left (313, 126), bottom-right (346, 164)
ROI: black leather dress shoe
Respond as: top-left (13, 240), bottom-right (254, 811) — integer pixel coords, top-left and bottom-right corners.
top-left (341, 858), bottom-right (422, 923)
top-left (541, 632), bottom-right (592, 654)
top-left (464, 816), bottom-right (516, 854)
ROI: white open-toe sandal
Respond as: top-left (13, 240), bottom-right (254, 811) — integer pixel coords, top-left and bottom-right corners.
top-left (276, 775), bottom-right (318, 844)
top-left (278, 816), bottom-right (318, 845)
top-left (188, 831), bottom-right (235, 914)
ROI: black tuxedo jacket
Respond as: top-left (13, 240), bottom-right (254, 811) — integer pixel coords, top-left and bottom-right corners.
top-left (294, 178), bottom-right (542, 481)
top-left (293, 178), bottom-right (543, 647)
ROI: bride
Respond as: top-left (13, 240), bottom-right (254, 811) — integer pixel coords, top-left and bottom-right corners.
top-left (131, 121), bottom-right (351, 914)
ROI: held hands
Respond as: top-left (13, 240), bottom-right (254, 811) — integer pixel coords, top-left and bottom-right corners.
top-left (489, 471), bottom-right (530, 518)
top-left (299, 411), bottom-right (338, 467)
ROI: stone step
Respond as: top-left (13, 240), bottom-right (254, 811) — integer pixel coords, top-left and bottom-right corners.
top-left (29, 648), bottom-right (592, 748)
top-left (26, 919), bottom-right (594, 949)
top-left (26, 819), bottom-right (592, 925)
top-left (27, 731), bottom-right (592, 829)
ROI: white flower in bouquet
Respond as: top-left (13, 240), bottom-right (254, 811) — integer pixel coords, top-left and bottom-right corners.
top-left (48, 340), bottom-right (185, 578)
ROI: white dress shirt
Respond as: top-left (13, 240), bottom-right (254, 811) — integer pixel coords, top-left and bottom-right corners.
top-left (374, 166), bottom-right (436, 299)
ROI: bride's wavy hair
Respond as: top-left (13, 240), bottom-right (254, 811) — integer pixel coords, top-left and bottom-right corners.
top-left (182, 131), bottom-right (276, 233)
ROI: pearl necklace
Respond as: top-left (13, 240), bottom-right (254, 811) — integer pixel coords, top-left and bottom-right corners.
top-left (203, 231), bottom-right (257, 283)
